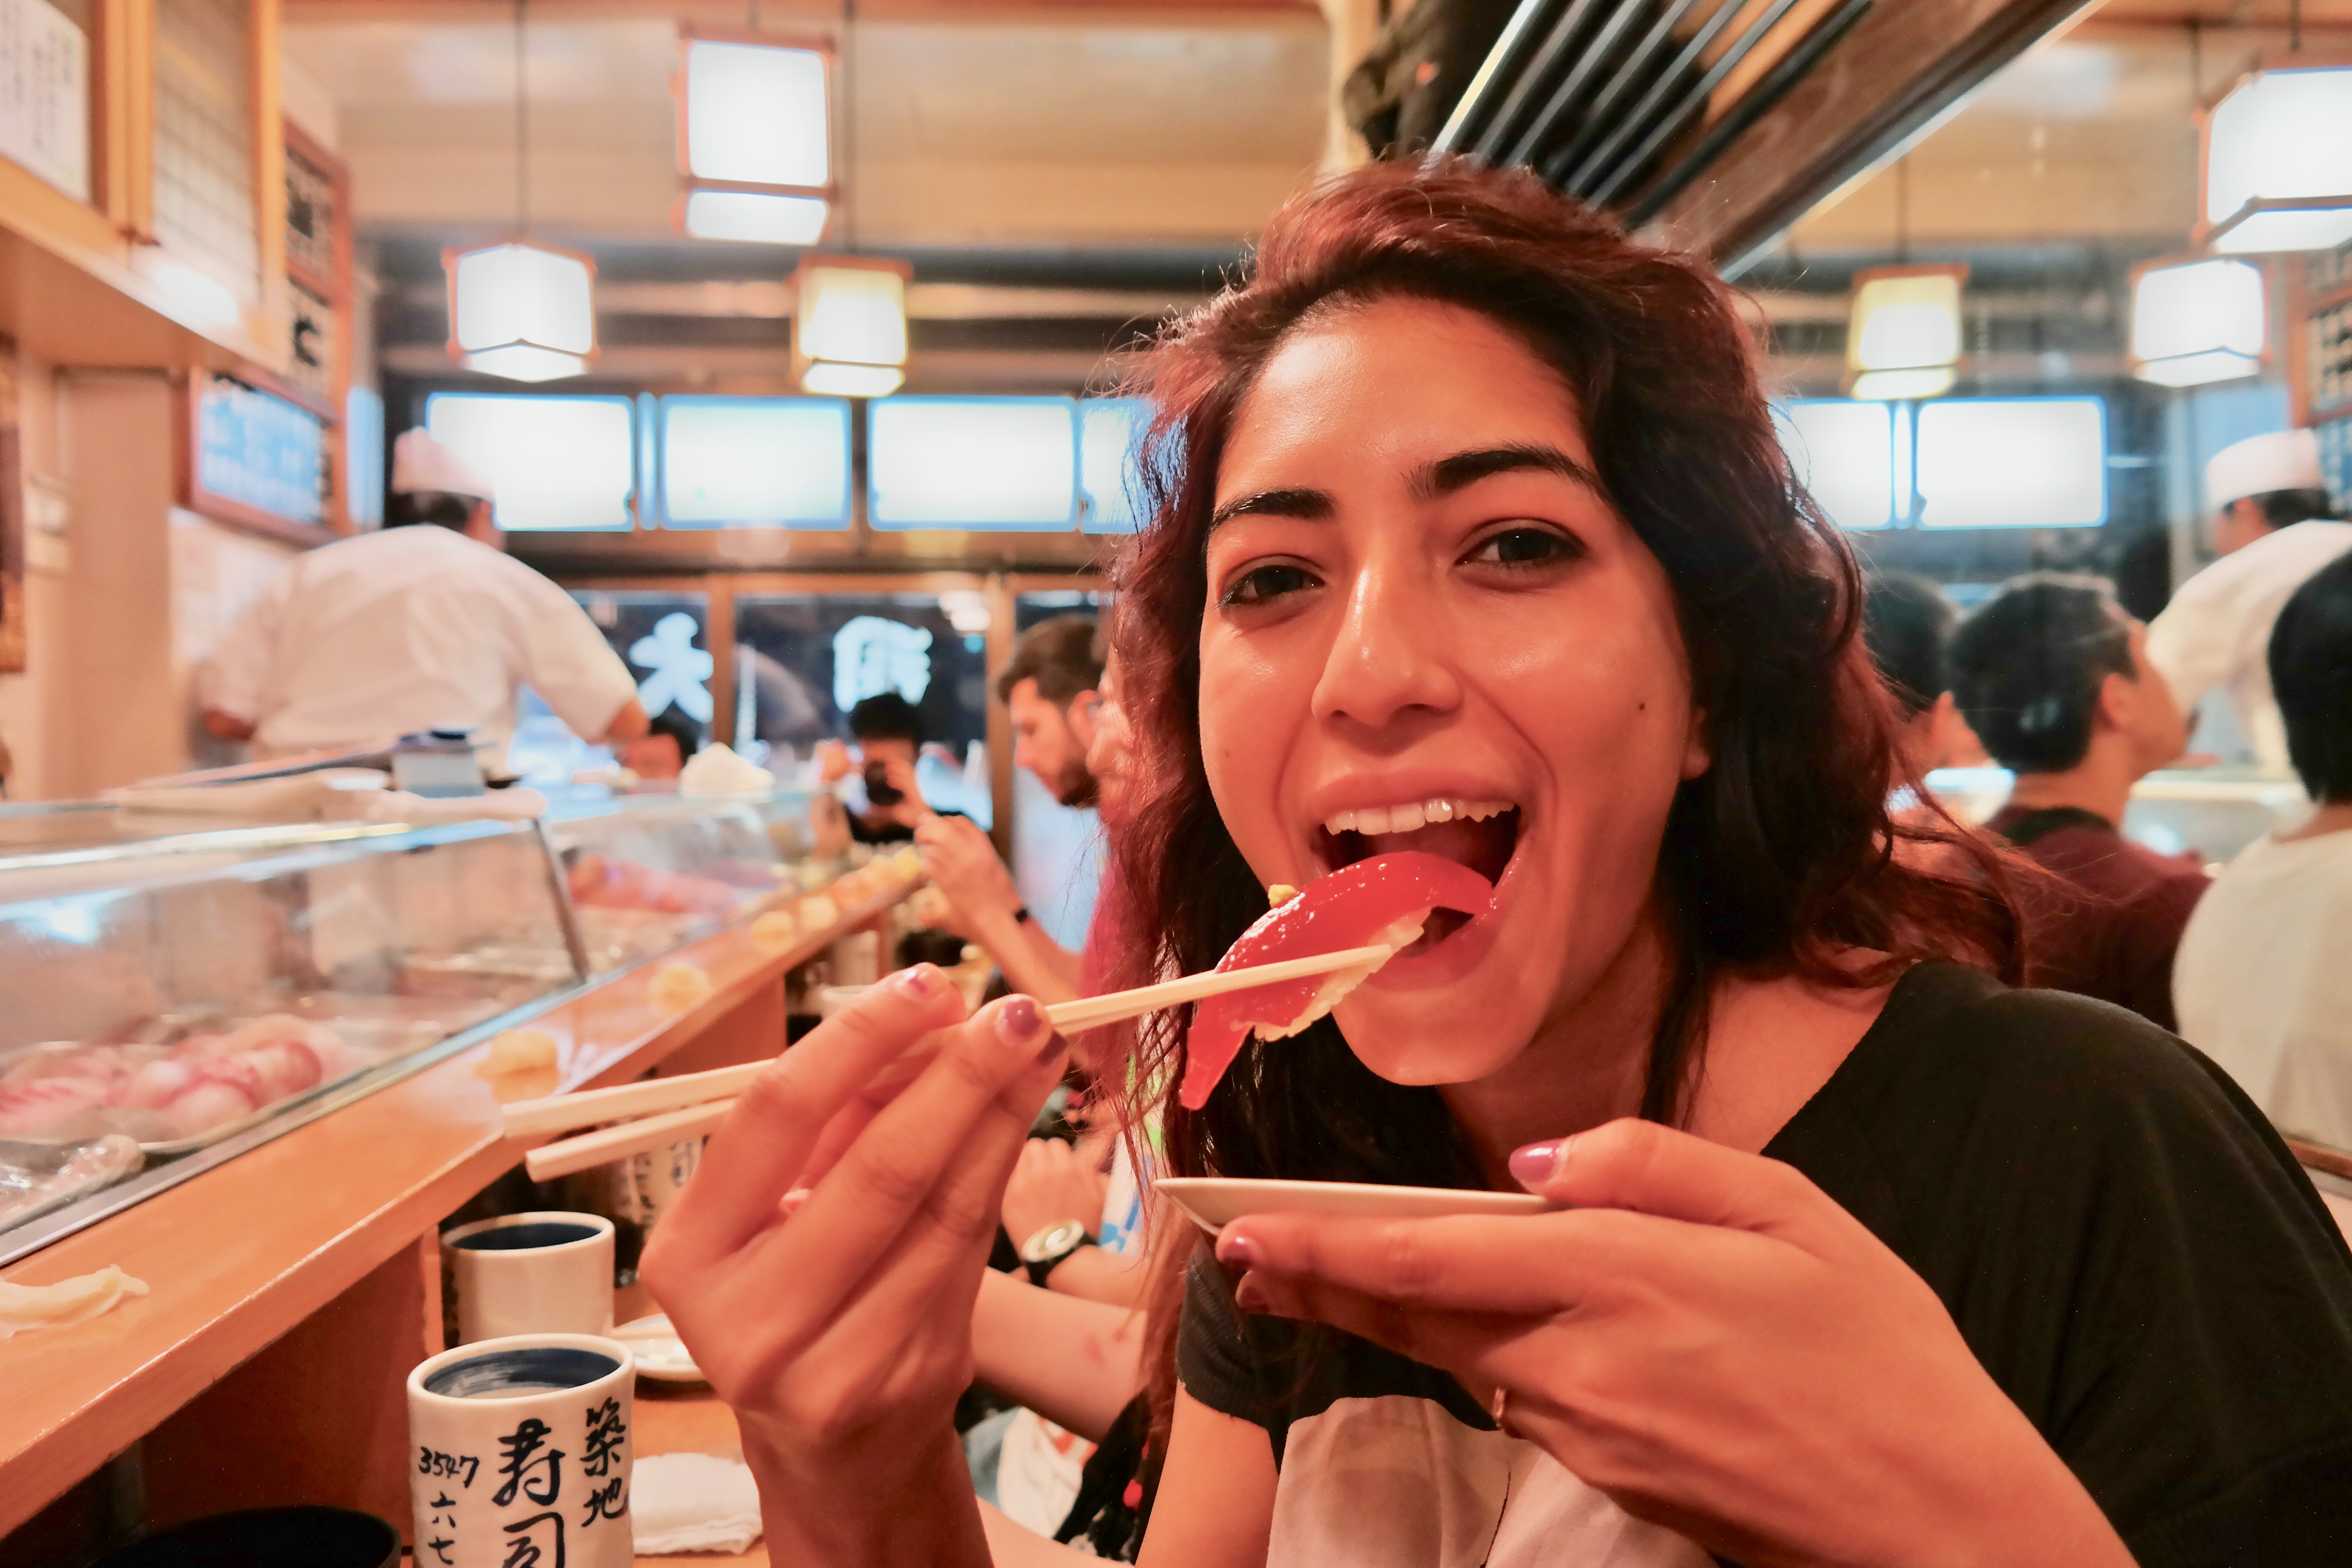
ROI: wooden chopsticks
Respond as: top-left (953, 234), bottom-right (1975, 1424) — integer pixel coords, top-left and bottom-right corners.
top-left (505, 942), bottom-right (1392, 1179)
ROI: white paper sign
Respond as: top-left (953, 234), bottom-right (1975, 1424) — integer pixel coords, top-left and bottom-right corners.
top-left (0, 0), bottom-right (88, 201)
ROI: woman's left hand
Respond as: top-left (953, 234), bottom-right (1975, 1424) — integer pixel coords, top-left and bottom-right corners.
top-left (1213, 1118), bottom-right (2134, 1568)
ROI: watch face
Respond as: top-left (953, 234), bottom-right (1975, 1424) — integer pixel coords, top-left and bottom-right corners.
top-left (1020, 1218), bottom-right (1089, 1262)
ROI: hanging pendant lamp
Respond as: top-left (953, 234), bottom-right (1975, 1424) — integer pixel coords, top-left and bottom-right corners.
top-left (445, 0), bottom-right (597, 383)
top-left (1845, 265), bottom-right (1967, 402)
top-left (674, 27), bottom-right (836, 245)
top-left (2130, 257), bottom-right (2267, 388)
top-left (792, 254), bottom-right (908, 397)
top-left (2199, 61), bottom-right (2352, 254)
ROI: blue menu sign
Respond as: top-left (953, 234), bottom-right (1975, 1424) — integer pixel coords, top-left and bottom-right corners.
top-left (197, 374), bottom-right (325, 526)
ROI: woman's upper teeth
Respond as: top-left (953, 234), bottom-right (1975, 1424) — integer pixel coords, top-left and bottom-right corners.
top-left (1323, 799), bottom-right (1511, 836)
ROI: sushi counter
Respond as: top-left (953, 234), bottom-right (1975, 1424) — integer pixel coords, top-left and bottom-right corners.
top-left (0, 785), bottom-right (932, 1546)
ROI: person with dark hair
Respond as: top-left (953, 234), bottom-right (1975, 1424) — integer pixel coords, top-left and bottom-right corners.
top-left (833, 691), bottom-right (930, 842)
top-left (200, 429), bottom-right (648, 758)
top-left (1949, 572), bottom-right (2205, 1028)
top-left (918, 615), bottom-right (1113, 1011)
top-left (1860, 570), bottom-right (1980, 776)
top-left (2149, 428), bottom-right (2352, 769)
top-left (618, 704), bottom-right (701, 781)
top-left (2176, 548), bottom-right (2352, 1150)
top-left (644, 159), bottom-right (2352, 1568)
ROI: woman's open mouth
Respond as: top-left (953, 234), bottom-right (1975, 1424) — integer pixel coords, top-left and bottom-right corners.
top-left (1314, 798), bottom-right (1522, 954)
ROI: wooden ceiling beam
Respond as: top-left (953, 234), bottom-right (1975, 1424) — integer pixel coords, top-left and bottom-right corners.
top-left (1648, 0), bottom-right (2096, 268)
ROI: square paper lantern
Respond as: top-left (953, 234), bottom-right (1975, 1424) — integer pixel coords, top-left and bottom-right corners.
top-left (793, 255), bottom-right (909, 398)
top-left (2129, 257), bottom-right (2266, 388)
top-left (1846, 264), bottom-right (1967, 401)
top-left (676, 31), bottom-right (833, 245)
top-left (2200, 64), bottom-right (2352, 254)
top-left (444, 241), bottom-right (597, 383)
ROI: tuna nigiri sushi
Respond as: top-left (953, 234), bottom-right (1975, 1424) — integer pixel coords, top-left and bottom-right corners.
top-left (1179, 851), bottom-right (1494, 1110)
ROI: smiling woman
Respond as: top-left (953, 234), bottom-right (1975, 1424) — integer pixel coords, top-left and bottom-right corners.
top-left (1092, 158), bottom-right (2352, 1567)
top-left (641, 158), bottom-right (2352, 1568)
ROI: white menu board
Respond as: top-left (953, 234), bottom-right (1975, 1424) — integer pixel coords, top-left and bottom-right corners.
top-left (0, 0), bottom-right (86, 201)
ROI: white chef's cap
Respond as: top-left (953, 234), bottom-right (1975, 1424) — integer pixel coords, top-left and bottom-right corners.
top-left (2205, 428), bottom-right (2323, 511)
top-left (390, 429), bottom-right (495, 501)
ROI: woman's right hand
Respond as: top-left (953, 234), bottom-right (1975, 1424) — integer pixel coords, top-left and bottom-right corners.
top-left (640, 964), bottom-right (1066, 1567)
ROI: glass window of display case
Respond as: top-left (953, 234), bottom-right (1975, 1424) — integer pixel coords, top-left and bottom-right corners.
top-left (539, 786), bottom-right (828, 977)
top-left (731, 592), bottom-right (994, 825)
top-left (0, 816), bottom-right (582, 1256)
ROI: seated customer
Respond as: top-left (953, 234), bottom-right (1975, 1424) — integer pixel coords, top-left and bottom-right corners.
top-left (825, 692), bottom-right (933, 842)
top-left (1861, 570), bottom-right (1980, 776)
top-left (1950, 572), bottom-right (2205, 1028)
top-left (617, 705), bottom-right (700, 781)
top-left (2175, 550), bottom-right (2352, 1149)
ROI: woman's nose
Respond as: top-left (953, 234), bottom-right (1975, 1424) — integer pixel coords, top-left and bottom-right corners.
top-left (1309, 562), bottom-right (1463, 733)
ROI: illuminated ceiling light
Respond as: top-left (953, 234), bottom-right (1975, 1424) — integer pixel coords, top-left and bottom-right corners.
top-left (675, 30), bottom-right (834, 245)
top-left (1845, 264), bottom-right (1967, 401)
top-left (682, 190), bottom-right (830, 246)
top-left (793, 254), bottom-right (909, 398)
top-left (801, 362), bottom-right (904, 398)
top-left (445, 241), bottom-right (597, 385)
top-left (446, 0), bottom-right (596, 383)
top-left (2200, 64), bottom-right (2352, 254)
top-left (2129, 256), bottom-right (2266, 388)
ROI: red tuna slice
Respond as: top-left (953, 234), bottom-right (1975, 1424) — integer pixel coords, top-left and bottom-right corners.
top-left (1178, 851), bottom-right (1494, 1110)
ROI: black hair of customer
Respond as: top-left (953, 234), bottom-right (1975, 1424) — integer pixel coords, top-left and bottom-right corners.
top-left (848, 691), bottom-right (923, 745)
top-left (1861, 571), bottom-right (1957, 718)
top-left (646, 704), bottom-right (701, 763)
top-left (995, 613), bottom-right (1105, 707)
top-left (2254, 487), bottom-right (2345, 529)
top-left (386, 489), bottom-right (480, 530)
top-left (1949, 573), bottom-right (2134, 775)
top-left (2270, 548), bottom-right (2352, 804)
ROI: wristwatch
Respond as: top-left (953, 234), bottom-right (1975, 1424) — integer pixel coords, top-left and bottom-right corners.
top-left (1018, 1218), bottom-right (1094, 1288)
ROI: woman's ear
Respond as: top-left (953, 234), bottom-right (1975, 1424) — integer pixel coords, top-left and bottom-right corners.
top-left (1680, 706), bottom-right (1712, 780)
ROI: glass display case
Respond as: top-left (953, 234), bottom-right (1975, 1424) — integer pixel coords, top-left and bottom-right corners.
top-left (542, 784), bottom-right (837, 976)
top-left (0, 784), bottom-right (851, 1263)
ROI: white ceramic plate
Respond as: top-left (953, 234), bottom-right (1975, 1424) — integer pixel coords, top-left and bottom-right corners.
top-left (1156, 1176), bottom-right (1548, 1234)
top-left (612, 1312), bottom-right (704, 1383)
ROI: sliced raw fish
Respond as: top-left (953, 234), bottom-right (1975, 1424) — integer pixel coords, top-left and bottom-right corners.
top-left (1179, 851), bottom-right (1493, 1110)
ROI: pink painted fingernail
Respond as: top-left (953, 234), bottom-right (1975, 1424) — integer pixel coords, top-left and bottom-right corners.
top-left (894, 964), bottom-right (943, 999)
top-left (1216, 1231), bottom-right (1258, 1268)
top-left (1509, 1137), bottom-right (1569, 1190)
top-left (1233, 1274), bottom-right (1269, 1313)
top-left (997, 997), bottom-right (1041, 1045)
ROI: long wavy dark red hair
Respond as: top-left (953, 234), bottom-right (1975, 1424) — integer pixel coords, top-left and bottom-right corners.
top-left (1105, 153), bottom-right (2018, 1167)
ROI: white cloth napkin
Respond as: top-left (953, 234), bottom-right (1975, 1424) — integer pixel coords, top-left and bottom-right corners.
top-left (630, 1452), bottom-right (764, 1556)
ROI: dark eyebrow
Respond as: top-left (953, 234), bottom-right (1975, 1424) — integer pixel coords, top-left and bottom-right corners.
top-left (1207, 487), bottom-right (1333, 533)
top-left (1411, 444), bottom-right (1606, 502)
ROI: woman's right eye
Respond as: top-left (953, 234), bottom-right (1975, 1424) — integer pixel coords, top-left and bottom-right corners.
top-left (1221, 563), bottom-right (1320, 606)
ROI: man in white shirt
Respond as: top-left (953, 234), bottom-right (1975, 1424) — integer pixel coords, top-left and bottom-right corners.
top-left (2147, 428), bottom-right (2352, 771)
top-left (2175, 548), bottom-right (2352, 1151)
top-left (202, 431), bottom-right (648, 760)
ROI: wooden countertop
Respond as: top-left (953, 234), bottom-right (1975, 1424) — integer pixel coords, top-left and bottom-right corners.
top-left (0, 878), bottom-right (916, 1538)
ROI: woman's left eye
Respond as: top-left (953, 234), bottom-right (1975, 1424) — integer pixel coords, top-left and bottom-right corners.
top-left (1462, 526), bottom-right (1579, 568)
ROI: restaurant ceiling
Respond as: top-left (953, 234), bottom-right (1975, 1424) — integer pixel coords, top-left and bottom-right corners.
top-left (1779, 3), bottom-right (2352, 257)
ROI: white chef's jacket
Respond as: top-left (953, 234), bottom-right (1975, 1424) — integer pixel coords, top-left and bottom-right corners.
top-left (202, 525), bottom-right (638, 758)
top-left (2147, 520), bottom-right (2352, 772)
top-left (2174, 828), bottom-right (2352, 1152)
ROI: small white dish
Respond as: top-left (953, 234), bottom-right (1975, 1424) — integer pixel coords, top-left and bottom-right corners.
top-left (1156, 1176), bottom-right (1549, 1234)
top-left (612, 1311), bottom-right (704, 1382)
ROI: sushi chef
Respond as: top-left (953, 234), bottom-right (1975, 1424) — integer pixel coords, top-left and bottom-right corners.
top-left (201, 430), bottom-right (650, 760)
top-left (2147, 428), bottom-right (2352, 770)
